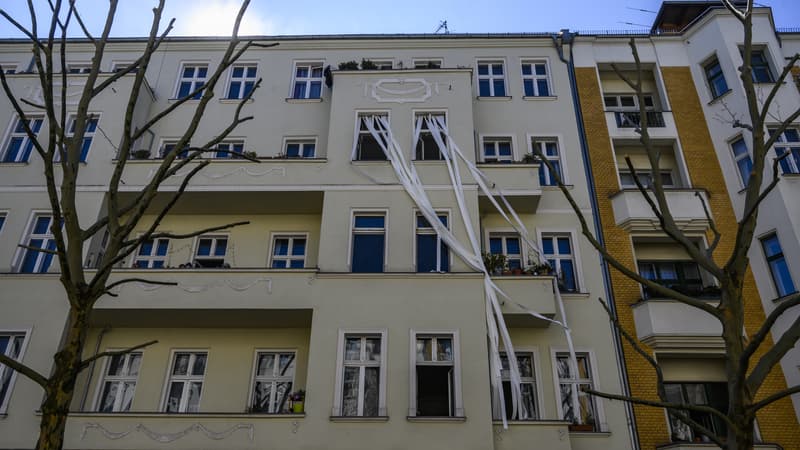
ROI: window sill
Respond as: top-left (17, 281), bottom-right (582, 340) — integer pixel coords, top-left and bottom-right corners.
top-left (477, 96), bottom-right (512, 101)
top-left (523, 95), bottom-right (557, 101)
top-left (492, 420), bottom-right (570, 426)
top-left (560, 292), bottom-right (591, 299)
top-left (351, 160), bottom-right (389, 165)
top-left (330, 416), bottom-right (389, 422)
top-left (772, 291), bottom-right (799, 304)
top-left (0, 162), bottom-right (30, 166)
top-left (569, 431), bottom-right (611, 437)
top-left (285, 97), bottom-right (323, 103)
top-left (219, 98), bottom-right (254, 104)
top-left (407, 416), bottom-right (466, 422)
top-left (707, 89), bottom-right (732, 105)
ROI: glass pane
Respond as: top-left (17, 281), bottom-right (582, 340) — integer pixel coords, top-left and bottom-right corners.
top-left (172, 354), bottom-right (190, 375)
top-left (506, 238), bottom-right (520, 255)
top-left (274, 238), bottom-right (289, 256)
top-left (197, 67), bottom-right (207, 78)
top-left (232, 67), bottom-right (244, 78)
top-left (127, 354), bottom-right (142, 376)
top-left (120, 382), bottom-right (135, 411)
top-left (492, 64), bottom-right (504, 75)
top-left (182, 66), bottom-right (194, 78)
top-left (489, 237), bottom-right (503, 254)
top-left (99, 382), bottom-right (118, 412)
top-left (364, 367), bottom-right (380, 416)
top-left (521, 64), bottom-right (532, 75)
top-left (106, 355), bottom-right (125, 376)
top-left (351, 234), bottom-right (385, 273)
top-left (477, 64), bottom-right (488, 75)
top-left (556, 356), bottom-right (571, 378)
top-left (498, 142), bottom-right (512, 156)
top-left (257, 353), bottom-right (275, 376)
top-left (311, 66), bottom-right (323, 77)
top-left (166, 382), bottom-right (183, 412)
top-left (309, 82), bottom-right (322, 99)
top-left (762, 235), bottom-right (782, 257)
top-left (286, 144), bottom-right (299, 157)
top-left (252, 381), bottom-right (273, 412)
top-left (213, 239), bottom-right (227, 256)
top-left (227, 82), bottom-right (241, 99)
top-left (354, 216), bottom-right (384, 228)
top-left (342, 367), bottom-right (359, 416)
top-left (416, 338), bottom-right (432, 361)
top-left (537, 79), bottom-right (549, 96)
top-left (292, 239), bottom-right (306, 256)
top-left (535, 64), bottom-right (547, 75)
top-left (345, 337), bottom-right (361, 361)
top-left (560, 260), bottom-right (577, 291)
top-left (479, 79), bottom-right (490, 96)
top-left (517, 354), bottom-right (534, 378)
top-left (520, 383), bottom-right (537, 419)
top-left (557, 237), bottom-right (572, 255)
top-left (274, 381), bottom-right (292, 413)
top-left (246, 67), bottom-right (257, 77)
top-left (293, 82), bottom-right (306, 99)
top-left (493, 79), bottom-right (505, 96)
top-left (577, 386), bottom-right (596, 426)
top-left (302, 143), bottom-right (315, 157)
top-left (771, 258), bottom-right (797, 297)
top-left (186, 382), bottom-right (202, 412)
top-left (278, 353), bottom-right (296, 377)
top-left (542, 237), bottom-right (554, 255)
top-left (365, 338), bottom-right (381, 361)
top-left (576, 356), bottom-right (590, 379)
top-left (289, 259), bottom-right (304, 268)
top-left (436, 338), bottom-right (453, 361)
top-left (33, 216), bottom-right (51, 234)
top-left (191, 354), bottom-right (207, 376)
top-left (196, 239), bottom-right (212, 257)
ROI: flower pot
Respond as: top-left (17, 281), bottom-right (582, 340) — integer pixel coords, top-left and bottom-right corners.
top-left (292, 401), bottom-right (304, 413)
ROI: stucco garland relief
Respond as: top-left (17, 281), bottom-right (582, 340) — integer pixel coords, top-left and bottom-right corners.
top-left (80, 422), bottom-right (254, 443)
top-left (368, 78), bottom-right (438, 103)
top-left (148, 166), bottom-right (286, 181)
top-left (110, 277), bottom-right (273, 295)
top-left (23, 80), bottom-right (85, 107)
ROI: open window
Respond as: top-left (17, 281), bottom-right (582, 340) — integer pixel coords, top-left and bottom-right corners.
top-left (193, 236), bottom-right (228, 268)
top-left (414, 113), bottom-right (446, 161)
top-left (634, 239), bottom-right (719, 299)
top-left (354, 114), bottom-right (388, 161)
top-left (412, 333), bottom-right (462, 417)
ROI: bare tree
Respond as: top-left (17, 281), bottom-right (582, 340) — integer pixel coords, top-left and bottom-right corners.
top-left (0, 1), bottom-right (275, 449)
top-left (535, 2), bottom-right (800, 449)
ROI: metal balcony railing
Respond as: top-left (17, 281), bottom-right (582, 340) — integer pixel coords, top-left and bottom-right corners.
top-left (614, 111), bottom-right (666, 128)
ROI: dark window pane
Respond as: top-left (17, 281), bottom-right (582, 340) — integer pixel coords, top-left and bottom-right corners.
top-left (354, 216), bottom-right (385, 228)
top-left (352, 235), bottom-right (385, 273)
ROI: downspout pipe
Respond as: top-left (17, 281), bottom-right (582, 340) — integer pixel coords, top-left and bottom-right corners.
top-left (551, 30), bottom-right (641, 450)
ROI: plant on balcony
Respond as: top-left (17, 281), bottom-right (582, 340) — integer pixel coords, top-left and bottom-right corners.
top-left (243, 150), bottom-right (257, 159)
top-left (289, 389), bottom-right (306, 413)
top-left (360, 58), bottom-right (378, 70)
top-left (482, 252), bottom-right (507, 276)
top-left (521, 153), bottom-right (539, 164)
top-left (338, 60), bottom-right (359, 70)
top-left (526, 262), bottom-right (554, 276)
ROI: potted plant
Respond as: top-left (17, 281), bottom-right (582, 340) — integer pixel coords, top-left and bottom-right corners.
top-left (132, 149), bottom-right (151, 159)
top-left (527, 262), bottom-right (553, 276)
top-left (243, 150), bottom-right (257, 159)
top-left (290, 390), bottom-right (305, 413)
top-left (338, 60), bottom-right (359, 70)
top-left (360, 58), bottom-right (378, 70)
top-left (482, 252), bottom-right (507, 276)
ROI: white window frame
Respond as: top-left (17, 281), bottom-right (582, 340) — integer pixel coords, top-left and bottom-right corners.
top-left (476, 60), bottom-right (507, 97)
top-left (213, 140), bottom-right (245, 159)
top-left (63, 113), bottom-right (99, 162)
top-left (409, 329), bottom-right (463, 417)
top-left (528, 134), bottom-right (567, 185)
top-left (550, 348), bottom-right (605, 431)
top-left (290, 61), bottom-right (324, 99)
top-left (13, 212), bottom-right (57, 273)
top-left (67, 63), bottom-right (92, 74)
top-left (413, 209), bottom-right (450, 273)
top-left (486, 231), bottom-right (524, 269)
top-left (282, 137), bottom-right (317, 158)
top-left (1, 114), bottom-right (44, 163)
top-left (174, 62), bottom-right (209, 100)
top-left (132, 237), bottom-right (170, 268)
top-left (728, 135), bottom-right (753, 188)
top-left (603, 93), bottom-right (655, 111)
top-left (353, 111), bottom-right (390, 161)
top-left (225, 63), bottom-right (258, 100)
top-left (332, 330), bottom-right (388, 417)
top-left (412, 110), bottom-right (447, 161)
top-left (0, 329), bottom-right (31, 414)
top-left (268, 232), bottom-right (309, 269)
top-left (413, 58), bottom-right (443, 69)
top-left (247, 349), bottom-right (297, 414)
top-left (370, 60), bottom-right (394, 70)
top-left (192, 234), bottom-right (229, 268)
top-left (0, 211), bottom-right (7, 235)
top-left (520, 59), bottom-right (552, 97)
top-left (110, 61), bottom-right (137, 73)
top-left (347, 209), bottom-right (388, 272)
top-left (93, 350), bottom-right (143, 412)
top-left (1, 62), bottom-right (19, 74)
top-left (480, 134), bottom-right (516, 163)
top-left (618, 169), bottom-right (675, 189)
top-left (494, 347), bottom-right (544, 420)
top-left (538, 230), bottom-right (583, 293)
top-left (768, 126), bottom-right (800, 174)
top-left (158, 138), bottom-right (189, 159)
top-left (160, 350), bottom-right (208, 413)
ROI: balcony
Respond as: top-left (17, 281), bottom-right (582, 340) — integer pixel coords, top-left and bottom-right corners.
top-left (493, 276), bottom-right (557, 327)
top-left (610, 189), bottom-right (711, 233)
top-left (477, 163), bottom-right (542, 213)
top-left (632, 299), bottom-right (722, 350)
top-left (614, 111), bottom-right (665, 128)
top-left (657, 443), bottom-right (780, 450)
top-left (605, 110), bottom-right (677, 138)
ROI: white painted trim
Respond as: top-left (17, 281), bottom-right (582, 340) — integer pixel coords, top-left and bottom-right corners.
top-left (159, 349), bottom-right (209, 413)
top-left (246, 348), bottom-right (298, 413)
top-left (289, 59), bottom-right (326, 99)
top-left (267, 231), bottom-right (310, 268)
top-left (549, 348), bottom-right (606, 431)
top-left (536, 228), bottom-right (585, 292)
top-left (479, 133), bottom-right (518, 162)
top-left (527, 133), bottom-right (569, 184)
top-left (519, 57), bottom-right (554, 96)
top-left (331, 329), bottom-right (388, 416)
top-left (347, 209), bottom-right (389, 272)
top-left (91, 348), bottom-right (144, 412)
top-left (0, 328), bottom-right (32, 414)
top-left (475, 58), bottom-right (509, 98)
top-left (408, 329), bottom-right (463, 417)
top-left (172, 61), bottom-right (211, 99)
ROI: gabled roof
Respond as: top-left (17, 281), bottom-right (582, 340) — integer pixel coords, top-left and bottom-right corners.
top-left (650, 0), bottom-right (748, 34)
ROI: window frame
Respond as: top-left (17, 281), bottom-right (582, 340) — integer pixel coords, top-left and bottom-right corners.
top-left (618, 169), bottom-right (676, 189)
top-left (158, 138), bottom-right (189, 159)
top-left (353, 111), bottom-right (390, 161)
top-left (520, 59), bottom-right (552, 97)
top-left (213, 140), bottom-right (245, 159)
top-left (728, 135), bottom-right (753, 187)
top-left (160, 349), bottom-right (208, 413)
top-left (1, 115), bottom-right (45, 163)
top-left (487, 231), bottom-right (525, 270)
top-left (412, 110), bottom-right (448, 161)
top-left (412, 59), bottom-right (443, 69)
top-left (290, 61), bottom-right (325, 100)
top-left (414, 210), bottom-right (450, 273)
top-left (268, 232), bottom-right (309, 269)
top-left (740, 47), bottom-right (775, 84)
top-left (760, 232), bottom-right (797, 298)
top-left (663, 381), bottom-right (729, 443)
top-left (0, 211), bottom-right (7, 235)
top-left (348, 210), bottom-right (388, 273)
top-left (93, 350), bottom-right (143, 412)
top-left (110, 61), bottom-right (138, 73)
top-left (768, 126), bottom-right (800, 174)
top-left (132, 237), bottom-right (170, 269)
top-left (493, 348), bottom-right (544, 421)
top-left (225, 63), bottom-right (258, 100)
top-left (14, 212), bottom-right (57, 273)
top-left (480, 135), bottom-right (516, 163)
top-left (476, 60), bottom-right (507, 97)
top-left (529, 134), bottom-right (567, 185)
top-left (174, 62), bottom-right (209, 100)
top-left (408, 329), bottom-right (463, 418)
top-left (66, 63), bottom-right (92, 74)
top-left (0, 329), bottom-right (31, 414)
top-left (703, 56), bottom-right (729, 100)
top-left (538, 230), bottom-right (583, 293)
top-left (282, 137), bottom-right (317, 159)
top-left (550, 349), bottom-right (604, 432)
top-left (247, 349), bottom-right (297, 414)
top-left (332, 330), bottom-right (388, 417)
top-left (370, 60), bottom-right (394, 70)
top-left (63, 113), bottom-right (100, 162)
top-left (192, 234), bottom-right (229, 268)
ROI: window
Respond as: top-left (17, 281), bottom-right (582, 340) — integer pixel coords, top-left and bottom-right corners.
top-left (489, 233), bottom-right (522, 270)
top-left (339, 335), bottom-right (383, 416)
top-left (761, 233), bottom-right (797, 298)
top-left (0, 332), bottom-right (27, 412)
top-left (542, 234), bottom-right (578, 292)
top-left (251, 351), bottom-right (295, 413)
top-left (414, 59), bottom-right (442, 69)
top-left (477, 61), bottom-right (506, 97)
top-left (0, 212), bottom-right (5, 234)
top-left (768, 127), bottom-right (800, 174)
top-left (351, 214), bottom-right (385, 273)
top-left (193, 236), bottom-right (227, 268)
top-left (704, 57), bottom-right (729, 99)
top-left (227, 64), bottom-right (257, 99)
top-left (2, 116), bottom-right (43, 163)
top-left (521, 61), bottom-right (550, 97)
top-left (603, 94), bottom-right (654, 110)
top-left (555, 352), bottom-right (598, 431)
top-left (532, 138), bottom-right (562, 185)
top-left (64, 115), bottom-right (98, 162)
top-left (271, 235), bottom-right (306, 268)
top-left (416, 214), bottom-right (449, 273)
top-left (159, 141), bottom-right (189, 159)
top-left (482, 137), bottom-right (513, 163)
top-left (284, 139), bottom-right (316, 158)
top-left (371, 60), bottom-right (393, 70)
top-left (638, 261), bottom-right (705, 298)
top-left (17, 214), bottom-right (57, 273)
top-left (214, 141), bottom-right (243, 159)
top-left (414, 113), bottom-right (446, 161)
top-left (133, 238), bottom-right (169, 268)
top-left (67, 64), bottom-right (91, 74)
top-left (112, 62), bottom-right (138, 73)
top-left (664, 382), bottom-right (728, 443)
top-left (730, 137), bottom-right (753, 186)
top-left (292, 62), bottom-right (323, 99)
top-left (414, 334), bottom-right (460, 417)
top-left (747, 49), bottom-right (774, 83)
top-left (354, 114), bottom-right (388, 161)
top-left (176, 64), bottom-right (208, 100)
top-left (496, 352), bottom-right (538, 420)
top-left (96, 352), bottom-right (142, 412)
top-left (163, 351), bottom-right (206, 413)
top-left (618, 170), bottom-right (675, 189)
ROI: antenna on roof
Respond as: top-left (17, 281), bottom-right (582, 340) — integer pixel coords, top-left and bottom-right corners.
top-left (434, 20), bottom-right (450, 34)
top-left (626, 6), bottom-right (657, 14)
top-left (618, 21), bottom-right (651, 28)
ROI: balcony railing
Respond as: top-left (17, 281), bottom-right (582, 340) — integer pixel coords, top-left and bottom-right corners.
top-left (614, 111), bottom-right (666, 128)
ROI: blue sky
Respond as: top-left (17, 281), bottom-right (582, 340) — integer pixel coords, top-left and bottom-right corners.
top-left (0, 0), bottom-right (798, 38)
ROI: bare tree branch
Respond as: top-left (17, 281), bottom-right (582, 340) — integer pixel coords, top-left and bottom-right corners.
top-left (0, 354), bottom-right (48, 389)
top-left (748, 312), bottom-right (800, 392)
top-left (742, 292), bottom-right (800, 365)
top-left (694, 190), bottom-right (722, 256)
top-left (122, 221), bottom-right (251, 247)
top-left (739, 152), bottom-right (791, 229)
top-left (750, 384), bottom-right (800, 412)
top-left (67, 0), bottom-right (94, 43)
top-left (79, 340), bottom-right (158, 370)
top-left (759, 53), bottom-right (800, 124)
top-left (0, 8), bottom-right (45, 48)
top-left (16, 244), bottom-right (59, 255)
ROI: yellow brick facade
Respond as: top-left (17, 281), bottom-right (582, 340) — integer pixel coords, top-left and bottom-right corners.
top-left (575, 66), bottom-right (800, 449)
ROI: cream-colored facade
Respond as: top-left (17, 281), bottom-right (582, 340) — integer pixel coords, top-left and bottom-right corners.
top-left (0, 35), bottom-right (635, 449)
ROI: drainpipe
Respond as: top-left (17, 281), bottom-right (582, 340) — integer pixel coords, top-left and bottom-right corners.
top-left (79, 326), bottom-right (110, 411)
top-left (551, 30), bottom-right (641, 450)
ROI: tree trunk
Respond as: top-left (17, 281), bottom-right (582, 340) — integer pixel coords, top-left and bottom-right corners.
top-left (35, 307), bottom-right (90, 450)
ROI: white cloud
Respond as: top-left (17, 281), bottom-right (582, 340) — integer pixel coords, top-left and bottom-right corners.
top-left (171, 0), bottom-right (276, 36)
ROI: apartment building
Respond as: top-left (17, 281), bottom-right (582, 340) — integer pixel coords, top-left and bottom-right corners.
top-left (0, 34), bottom-right (637, 450)
top-left (571, 1), bottom-right (800, 448)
